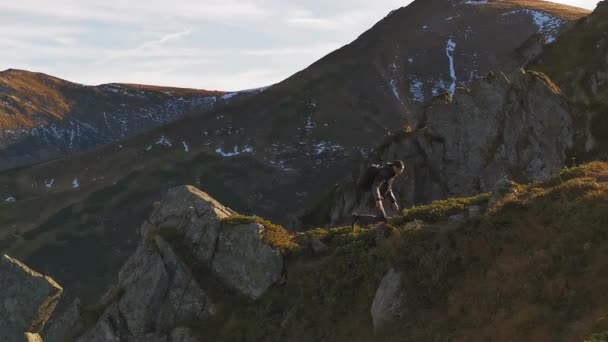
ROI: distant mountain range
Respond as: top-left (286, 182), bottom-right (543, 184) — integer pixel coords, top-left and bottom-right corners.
top-left (0, 0), bottom-right (598, 321)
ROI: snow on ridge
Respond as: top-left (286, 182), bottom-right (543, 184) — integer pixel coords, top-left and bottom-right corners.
top-left (221, 92), bottom-right (239, 100)
top-left (463, 0), bottom-right (488, 4)
top-left (221, 85), bottom-right (271, 101)
top-left (182, 141), bottom-right (189, 152)
top-left (409, 79), bottom-right (425, 103)
top-left (502, 9), bottom-right (566, 44)
top-left (155, 135), bottom-right (173, 147)
top-left (314, 141), bottom-right (345, 155)
top-left (446, 38), bottom-right (458, 96)
top-left (216, 145), bottom-right (255, 157)
top-left (45, 179), bottom-right (55, 189)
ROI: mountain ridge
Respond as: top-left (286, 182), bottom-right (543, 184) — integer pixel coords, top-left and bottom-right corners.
top-left (0, 0), bottom-right (594, 319)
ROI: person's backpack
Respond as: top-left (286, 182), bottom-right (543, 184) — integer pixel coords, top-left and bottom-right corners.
top-left (358, 164), bottom-right (381, 191)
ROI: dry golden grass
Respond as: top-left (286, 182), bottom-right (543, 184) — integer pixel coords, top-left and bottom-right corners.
top-left (0, 69), bottom-right (72, 129)
top-left (490, 0), bottom-right (591, 20)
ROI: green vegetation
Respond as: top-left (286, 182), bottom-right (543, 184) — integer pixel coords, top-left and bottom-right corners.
top-left (220, 214), bottom-right (297, 254)
top-left (201, 229), bottom-right (392, 342)
top-left (192, 162), bottom-right (608, 341)
top-left (391, 192), bottom-right (490, 225)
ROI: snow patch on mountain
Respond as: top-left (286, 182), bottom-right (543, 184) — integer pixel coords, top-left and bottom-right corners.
top-left (221, 86), bottom-right (270, 101)
top-left (5, 196), bottom-right (16, 203)
top-left (182, 141), bottom-right (189, 152)
top-left (502, 9), bottom-right (566, 44)
top-left (446, 39), bottom-right (458, 95)
top-left (409, 79), bottom-right (425, 103)
top-left (72, 179), bottom-right (80, 188)
top-left (45, 179), bottom-right (55, 189)
top-left (314, 142), bottom-right (345, 155)
top-left (216, 145), bottom-right (255, 157)
top-left (155, 136), bottom-right (173, 147)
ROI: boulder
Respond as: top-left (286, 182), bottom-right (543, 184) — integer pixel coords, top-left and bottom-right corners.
top-left (76, 186), bottom-right (285, 339)
top-left (0, 255), bottom-right (63, 342)
top-left (371, 268), bottom-right (405, 330)
top-left (212, 223), bottom-right (284, 299)
top-left (43, 298), bottom-right (85, 342)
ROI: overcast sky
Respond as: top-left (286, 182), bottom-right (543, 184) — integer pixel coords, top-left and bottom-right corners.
top-left (0, 0), bottom-right (597, 91)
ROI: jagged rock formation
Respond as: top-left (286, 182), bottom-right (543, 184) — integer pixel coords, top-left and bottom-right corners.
top-left (0, 69), bottom-right (224, 171)
top-left (313, 69), bottom-right (574, 226)
top-left (0, 254), bottom-right (63, 342)
top-left (534, 1), bottom-right (608, 157)
top-left (370, 268), bottom-right (405, 330)
top-left (51, 186), bottom-right (286, 341)
top-left (0, 0), bottom-right (591, 318)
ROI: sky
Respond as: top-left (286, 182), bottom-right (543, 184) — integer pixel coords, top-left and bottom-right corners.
top-left (0, 0), bottom-right (598, 91)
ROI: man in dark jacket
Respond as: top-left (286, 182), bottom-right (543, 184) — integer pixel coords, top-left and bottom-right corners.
top-left (372, 160), bottom-right (405, 221)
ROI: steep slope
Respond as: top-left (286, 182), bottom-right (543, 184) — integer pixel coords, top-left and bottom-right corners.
top-left (0, 69), bottom-right (226, 170)
top-left (533, 1), bottom-right (608, 157)
top-left (306, 68), bottom-right (574, 226)
top-left (0, 0), bottom-right (589, 309)
top-left (44, 162), bottom-right (608, 342)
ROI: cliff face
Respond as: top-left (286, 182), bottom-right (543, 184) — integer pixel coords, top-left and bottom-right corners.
top-left (309, 69), bottom-right (574, 226)
top-left (0, 254), bottom-right (63, 342)
top-left (534, 1), bottom-right (608, 156)
top-left (44, 186), bottom-right (288, 341)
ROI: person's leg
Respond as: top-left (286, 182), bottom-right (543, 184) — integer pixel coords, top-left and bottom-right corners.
top-left (372, 184), bottom-right (388, 221)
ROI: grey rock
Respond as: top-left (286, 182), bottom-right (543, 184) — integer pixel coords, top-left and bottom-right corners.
top-left (371, 268), bottom-right (405, 330)
top-left (43, 298), bottom-right (85, 342)
top-left (143, 185), bottom-right (233, 264)
top-left (468, 205), bottom-right (482, 216)
top-left (212, 223), bottom-right (284, 299)
top-left (490, 177), bottom-right (519, 204)
top-left (117, 247), bottom-right (171, 336)
top-left (76, 186), bottom-right (284, 340)
top-left (0, 255), bottom-right (63, 342)
top-left (153, 236), bottom-right (216, 331)
top-left (448, 213), bottom-right (465, 223)
top-left (75, 304), bottom-right (124, 342)
top-left (131, 327), bottom-right (201, 342)
top-left (326, 70), bottom-right (572, 225)
top-left (311, 239), bottom-right (329, 255)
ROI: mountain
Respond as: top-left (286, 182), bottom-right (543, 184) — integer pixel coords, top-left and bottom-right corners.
top-left (313, 68), bottom-right (575, 226)
top-left (532, 0), bottom-right (608, 158)
top-left (0, 0), bottom-right (591, 314)
top-left (310, 0), bottom-right (608, 227)
top-left (0, 69), bottom-right (226, 170)
top-left (39, 161), bottom-right (608, 341)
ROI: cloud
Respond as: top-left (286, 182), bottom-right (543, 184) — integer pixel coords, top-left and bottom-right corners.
top-left (0, 0), bottom-right (597, 90)
top-left (97, 29), bottom-right (192, 63)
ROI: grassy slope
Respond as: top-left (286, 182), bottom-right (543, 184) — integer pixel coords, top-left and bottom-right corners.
top-left (195, 161), bottom-right (608, 342)
top-left (4, 151), bottom-right (286, 305)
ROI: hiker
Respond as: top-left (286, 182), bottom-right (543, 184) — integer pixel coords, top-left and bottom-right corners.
top-left (358, 160), bottom-right (405, 222)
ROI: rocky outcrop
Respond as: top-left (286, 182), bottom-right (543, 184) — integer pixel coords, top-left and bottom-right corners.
top-left (62, 186), bottom-right (285, 341)
top-left (44, 299), bottom-right (84, 342)
top-left (371, 268), bottom-right (405, 330)
top-left (0, 254), bottom-right (63, 342)
top-left (321, 69), bottom-right (574, 226)
top-left (211, 222), bottom-right (284, 299)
